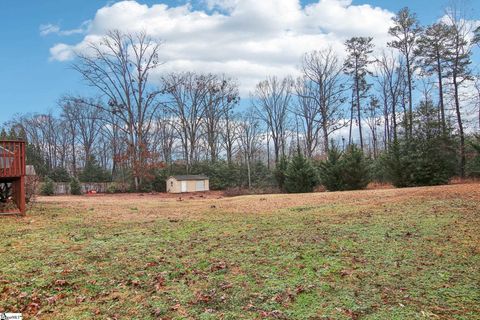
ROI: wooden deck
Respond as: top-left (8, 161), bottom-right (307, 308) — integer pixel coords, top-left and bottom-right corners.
top-left (0, 140), bottom-right (26, 178)
top-left (0, 140), bottom-right (26, 215)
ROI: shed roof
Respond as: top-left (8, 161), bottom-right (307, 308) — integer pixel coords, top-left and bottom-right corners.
top-left (170, 175), bottom-right (208, 181)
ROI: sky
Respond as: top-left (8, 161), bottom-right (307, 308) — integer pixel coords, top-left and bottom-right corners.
top-left (0, 0), bottom-right (478, 124)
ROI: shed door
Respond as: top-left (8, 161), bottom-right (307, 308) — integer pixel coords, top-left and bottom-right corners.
top-left (181, 181), bottom-right (187, 193)
top-left (196, 180), bottom-right (205, 192)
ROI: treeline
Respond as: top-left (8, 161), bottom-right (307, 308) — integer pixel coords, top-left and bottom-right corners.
top-left (2, 5), bottom-right (480, 193)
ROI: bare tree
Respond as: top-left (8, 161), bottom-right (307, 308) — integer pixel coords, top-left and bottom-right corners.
top-left (238, 110), bottom-right (261, 189)
top-left (202, 75), bottom-right (240, 162)
top-left (364, 96), bottom-right (381, 158)
top-left (221, 109), bottom-right (240, 165)
top-left (151, 113), bottom-right (177, 164)
top-left (444, 3), bottom-right (474, 177)
top-left (60, 97), bottom-right (103, 172)
top-left (253, 76), bottom-right (292, 164)
top-left (297, 49), bottom-right (347, 155)
top-left (163, 72), bottom-right (211, 171)
top-left (376, 51), bottom-right (405, 143)
top-left (72, 30), bottom-right (164, 189)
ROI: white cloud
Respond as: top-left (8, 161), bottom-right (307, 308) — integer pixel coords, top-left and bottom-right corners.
top-left (40, 21), bottom-right (91, 37)
top-left (48, 0), bottom-right (395, 94)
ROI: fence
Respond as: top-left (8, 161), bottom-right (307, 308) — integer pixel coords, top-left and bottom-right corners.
top-left (49, 182), bottom-right (127, 195)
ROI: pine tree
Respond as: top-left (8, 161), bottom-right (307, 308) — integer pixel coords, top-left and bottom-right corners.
top-left (382, 101), bottom-right (456, 187)
top-left (40, 178), bottom-right (55, 196)
top-left (341, 145), bottom-right (371, 190)
top-left (318, 145), bottom-right (345, 191)
top-left (79, 156), bottom-right (112, 182)
top-left (344, 37), bottom-right (374, 151)
top-left (284, 153), bottom-right (318, 193)
top-left (473, 26), bottom-right (480, 48)
top-left (388, 7), bottom-right (422, 137)
top-left (70, 178), bottom-right (82, 195)
top-left (416, 23), bottom-right (454, 133)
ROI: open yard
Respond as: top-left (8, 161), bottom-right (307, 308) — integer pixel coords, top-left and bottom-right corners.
top-left (1, 184), bottom-right (480, 319)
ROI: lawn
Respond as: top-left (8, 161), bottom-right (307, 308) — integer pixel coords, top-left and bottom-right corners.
top-left (1, 184), bottom-right (479, 319)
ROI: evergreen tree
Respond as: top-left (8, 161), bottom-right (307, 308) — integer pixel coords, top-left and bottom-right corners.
top-left (79, 156), bottom-right (112, 183)
top-left (318, 145), bottom-right (345, 191)
top-left (473, 26), bottom-right (480, 48)
top-left (388, 7), bottom-right (422, 137)
top-left (284, 153), bottom-right (318, 193)
top-left (466, 138), bottom-right (480, 177)
top-left (70, 178), bottom-right (82, 195)
top-left (382, 101), bottom-right (456, 187)
top-left (416, 22), bottom-right (454, 133)
top-left (48, 167), bottom-right (71, 182)
top-left (40, 178), bottom-right (55, 196)
top-left (344, 37), bottom-right (374, 151)
top-left (341, 145), bottom-right (371, 190)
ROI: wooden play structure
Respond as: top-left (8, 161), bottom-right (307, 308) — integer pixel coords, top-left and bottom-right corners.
top-left (0, 140), bottom-right (26, 215)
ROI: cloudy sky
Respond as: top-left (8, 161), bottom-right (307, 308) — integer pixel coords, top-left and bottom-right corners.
top-left (0, 0), bottom-right (478, 123)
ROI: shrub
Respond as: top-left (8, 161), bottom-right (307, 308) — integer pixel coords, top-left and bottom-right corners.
top-left (284, 153), bottom-right (318, 193)
top-left (25, 175), bottom-right (40, 204)
top-left (70, 178), bottom-right (82, 195)
top-left (318, 145), bottom-right (370, 191)
top-left (79, 156), bottom-right (112, 183)
top-left (381, 104), bottom-right (456, 187)
top-left (191, 161), bottom-right (238, 190)
top-left (341, 145), bottom-right (370, 190)
top-left (40, 178), bottom-right (55, 196)
top-left (48, 167), bottom-right (70, 182)
top-left (318, 146), bottom-right (345, 191)
top-left (466, 138), bottom-right (480, 177)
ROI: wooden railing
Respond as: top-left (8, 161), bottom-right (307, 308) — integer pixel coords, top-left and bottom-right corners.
top-left (0, 140), bottom-right (26, 178)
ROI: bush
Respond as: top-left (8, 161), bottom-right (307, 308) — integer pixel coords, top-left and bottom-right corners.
top-left (79, 156), bottom-right (112, 183)
top-left (70, 178), bottom-right (82, 195)
top-left (284, 153), bottom-right (318, 193)
top-left (40, 178), bottom-right (55, 196)
top-left (48, 167), bottom-right (70, 182)
top-left (381, 104), bottom-right (456, 187)
top-left (466, 138), bottom-right (480, 177)
top-left (318, 146), bottom-right (345, 191)
top-left (341, 145), bottom-right (370, 190)
top-left (191, 161), bottom-right (238, 190)
top-left (318, 145), bottom-right (370, 191)
top-left (25, 175), bottom-right (40, 203)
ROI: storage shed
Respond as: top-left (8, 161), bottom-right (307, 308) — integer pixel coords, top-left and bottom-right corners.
top-left (166, 175), bottom-right (209, 193)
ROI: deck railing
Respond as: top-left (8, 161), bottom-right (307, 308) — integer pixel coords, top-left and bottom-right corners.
top-left (0, 140), bottom-right (26, 178)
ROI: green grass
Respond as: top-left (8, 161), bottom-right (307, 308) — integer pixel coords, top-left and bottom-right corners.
top-left (1, 185), bottom-right (479, 319)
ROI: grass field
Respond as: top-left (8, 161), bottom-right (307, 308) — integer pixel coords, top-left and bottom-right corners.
top-left (1, 184), bottom-right (480, 319)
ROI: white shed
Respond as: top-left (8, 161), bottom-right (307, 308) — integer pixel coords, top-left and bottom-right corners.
top-left (166, 175), bottom-right (210, 193)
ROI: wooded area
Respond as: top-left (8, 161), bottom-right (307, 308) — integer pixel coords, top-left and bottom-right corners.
top-left (2, 5), bottom-right (480, 193)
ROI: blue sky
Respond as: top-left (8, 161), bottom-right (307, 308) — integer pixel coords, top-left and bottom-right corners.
top-left (0, 0), bottom-right (477, 123)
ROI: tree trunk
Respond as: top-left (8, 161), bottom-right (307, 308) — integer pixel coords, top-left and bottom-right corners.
top-left (406, 53), bottom-right (413, 138)
top-left (355, 77), bottom-right (364, 151)
top-left (453, 76), bottom-right (466, 178)
top-left (436, 55), bottom-right (446, 134)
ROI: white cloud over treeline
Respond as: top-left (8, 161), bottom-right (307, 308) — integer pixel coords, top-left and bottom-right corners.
top-left (47, 0), bottom-right (395, 93)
